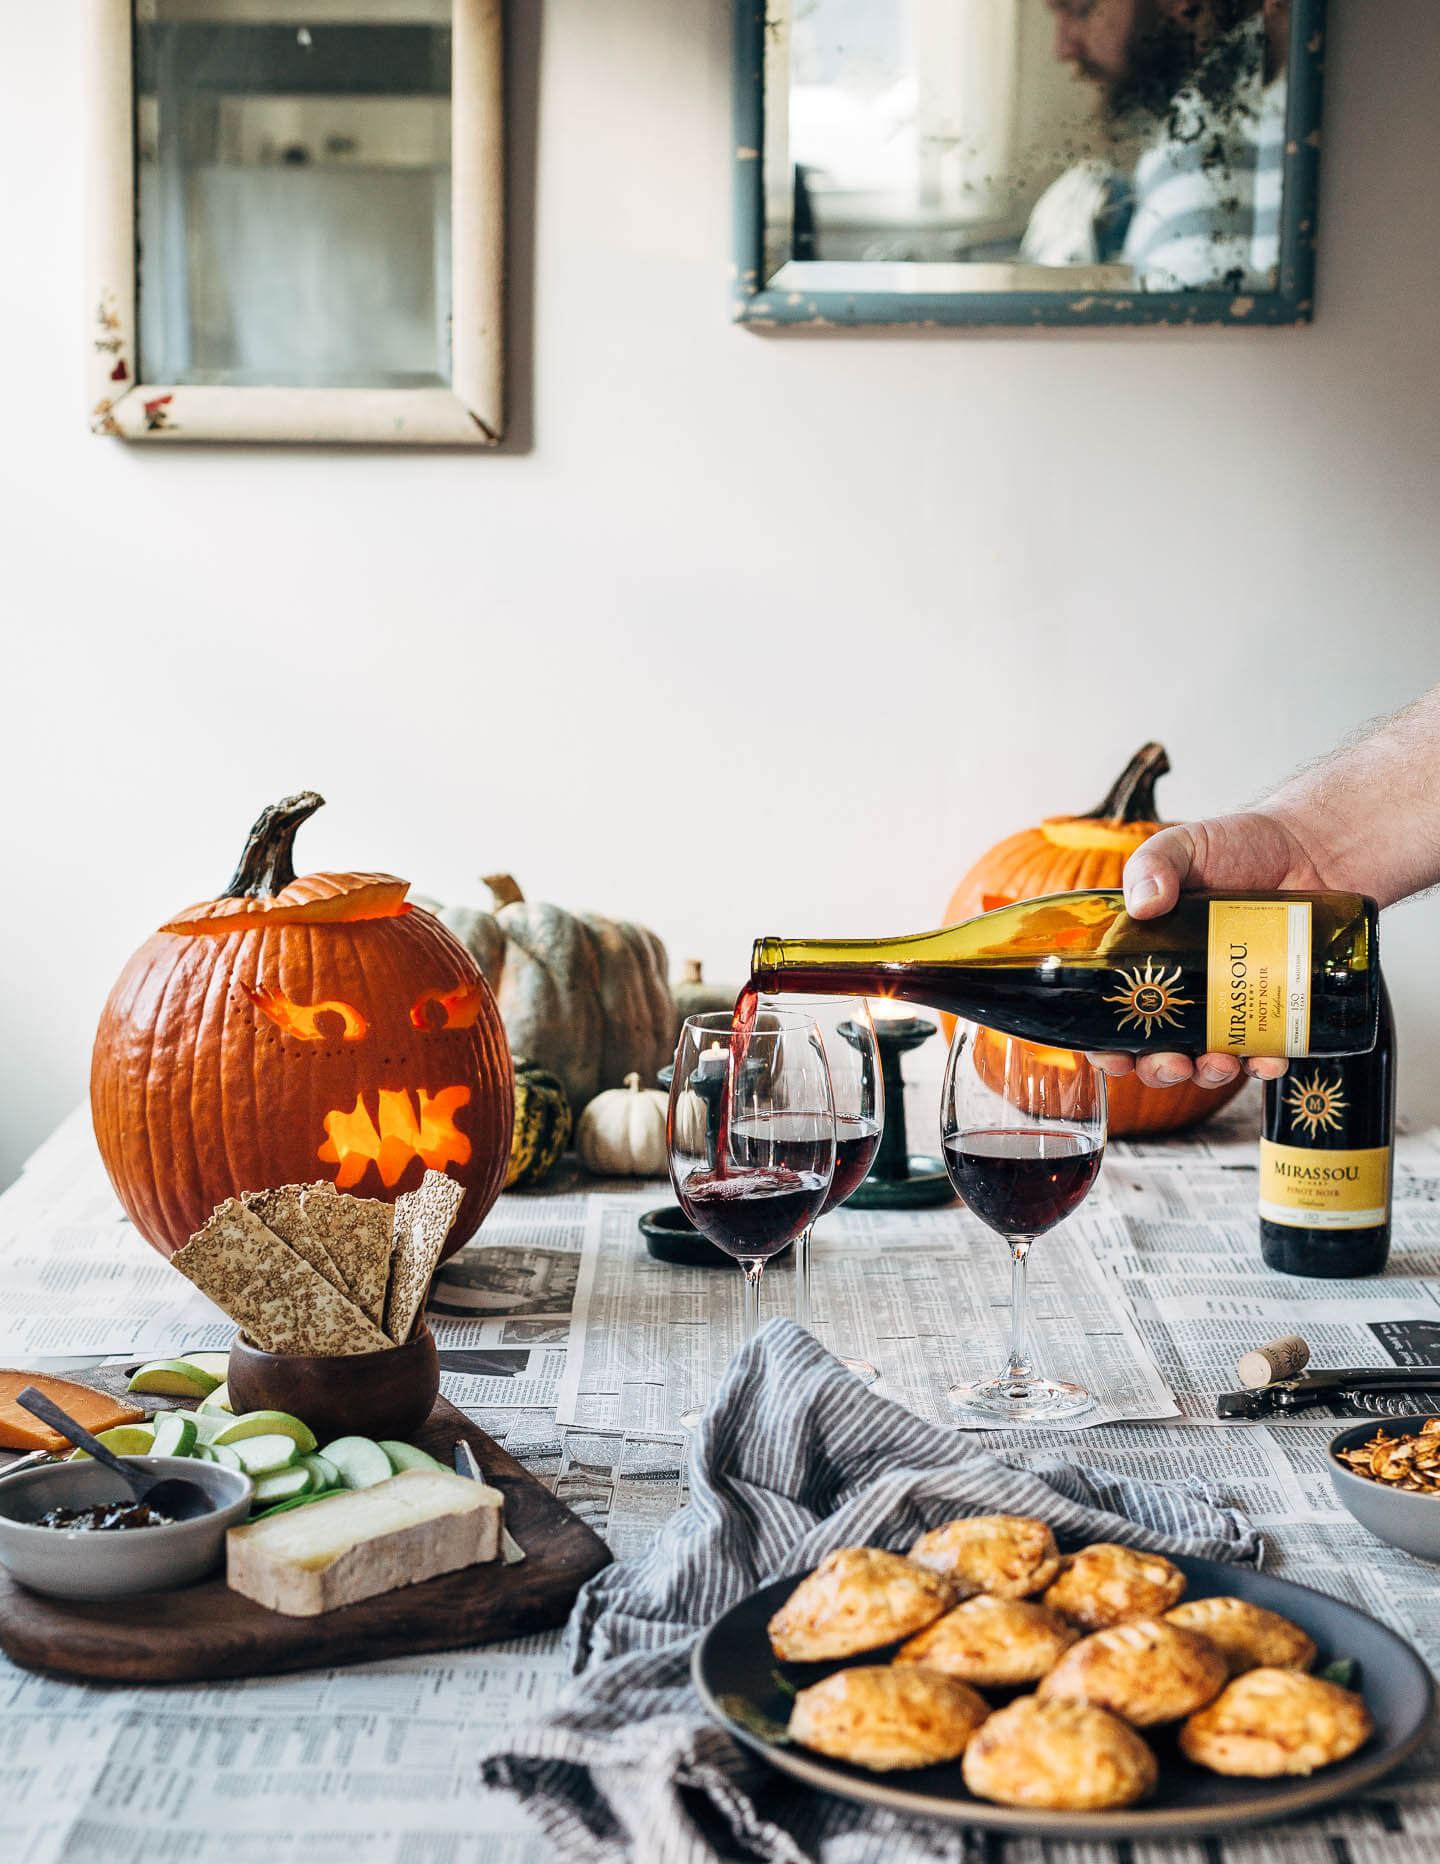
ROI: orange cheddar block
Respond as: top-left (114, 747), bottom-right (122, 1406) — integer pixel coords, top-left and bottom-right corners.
top-left (0, 1370), bottom-right (147, 1454)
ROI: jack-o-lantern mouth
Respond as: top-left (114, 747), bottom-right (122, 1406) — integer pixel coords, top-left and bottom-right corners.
top-left (318, 1086), bottom-right (472, 1190)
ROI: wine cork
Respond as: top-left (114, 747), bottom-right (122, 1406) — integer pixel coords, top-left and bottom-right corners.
top-left (1236, 1334), bottom-right (1311, 1388)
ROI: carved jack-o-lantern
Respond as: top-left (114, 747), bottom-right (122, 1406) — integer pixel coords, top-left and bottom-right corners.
top-left (91, 793), bottom-right (514, 1260)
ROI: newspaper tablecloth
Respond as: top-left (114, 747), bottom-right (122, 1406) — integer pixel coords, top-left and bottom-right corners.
top-left (6, 1096), bottom-right (1440, 1861)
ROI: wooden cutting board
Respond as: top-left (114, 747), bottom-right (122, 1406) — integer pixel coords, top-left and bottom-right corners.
top-left (0, 1371), bottom-right (611, 1684)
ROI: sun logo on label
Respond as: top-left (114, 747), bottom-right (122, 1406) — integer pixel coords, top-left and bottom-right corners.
top-left (1286, 1070), bottom-right (1347, 1137)
top-left (1103, 960), bottom-right (1193, 1038)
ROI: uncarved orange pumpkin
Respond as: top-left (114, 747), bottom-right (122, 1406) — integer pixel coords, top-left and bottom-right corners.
top-left (943, 743), bottom-right (1245, 1138)
top-left (91, 793), bottom-right (514, 1260)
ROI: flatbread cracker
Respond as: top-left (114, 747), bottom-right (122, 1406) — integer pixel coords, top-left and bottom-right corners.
top-left (242, 1183), bottom-right (346, 1295)
top-left (173, 1200), bottom-right (391, 1357)
top-left (297, 1185), bottom-right (393, 1325)
top-left (384, 1171), bottom-right (464, 1344)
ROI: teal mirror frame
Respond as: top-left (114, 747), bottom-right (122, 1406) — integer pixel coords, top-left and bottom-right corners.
top-left (732, 0), bottom-right (1326, 330)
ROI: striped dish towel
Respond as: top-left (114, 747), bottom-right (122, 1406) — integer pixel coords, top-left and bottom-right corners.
top-left (479, 1319), bottom-right (1259, 1863)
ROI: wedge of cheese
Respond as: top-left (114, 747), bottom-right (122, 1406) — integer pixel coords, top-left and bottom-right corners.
top-left (0, 1370), bottom-right (147, 1454)
top-left (226, 1468), bottom-right (503, 1616)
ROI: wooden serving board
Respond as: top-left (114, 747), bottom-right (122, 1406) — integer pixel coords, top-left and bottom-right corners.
top-left (0, 1374), bottom-right (611, 1684)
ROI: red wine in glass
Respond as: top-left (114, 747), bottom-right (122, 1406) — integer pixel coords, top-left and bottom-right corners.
top-left (942, 1129), bottom-right (1101, 1237)
top-left (676, 1166), bottom-right (829, 1259)
top-left (824, 1114), bottom-right (883, 1212)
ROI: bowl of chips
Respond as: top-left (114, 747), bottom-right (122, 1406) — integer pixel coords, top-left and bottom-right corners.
top-left (1330, 1416), bottom-right (1440, 1564)
top-left (173, 1170), bottom-right (463, 1442)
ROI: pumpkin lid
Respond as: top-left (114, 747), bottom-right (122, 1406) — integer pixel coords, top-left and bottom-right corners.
top-left (160, 793), bottom-right (412, 936)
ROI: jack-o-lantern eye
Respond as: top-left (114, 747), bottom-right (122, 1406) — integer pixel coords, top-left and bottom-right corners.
top-left (410, 983), bottom-right (488, 1032)
top-left (244, 981), bottom-right (368, 1043)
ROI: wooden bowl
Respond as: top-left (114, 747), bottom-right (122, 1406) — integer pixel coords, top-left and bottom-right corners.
top-left (227, 1324), bottom-right (439, 1445)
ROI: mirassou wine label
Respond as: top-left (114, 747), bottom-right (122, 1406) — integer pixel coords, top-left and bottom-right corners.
top-left (1103, 961), bottom-right (1193, 1038)
top-left (1258, 1140), bottom-right (1390, 1229)
top-left (1285, 1069), bottom-right (1348, 1137)
top-left (1206, 901), bottom-right (1312, 1055)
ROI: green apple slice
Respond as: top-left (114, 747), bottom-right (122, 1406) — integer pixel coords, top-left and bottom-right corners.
top-left (126, 1359), bottom-right (221, 1399)
top-left (211, 1411), bottom-right (317, 1454)
top-left (319, 1436), bottom-right (395, 1490)
top-left (231, 1433), bottom-right (301, 1477)
top-left (190, 1411), bottom-right (234, 1443)
top-left (149, 1411), bottom-right (198, 1457)
top-left (197, 1383), bottom-right (233, 1415)
top-left (379, 1441), bottom-right (447, 1475)
top-left (176, 1351), bottom-right (232, 1381)
top-left (67, 1423), bottom-right (156, 1460)
top-left (250, 1465), bottom-right (314, 1506)
top-left (192, 1442), bottom-right (219, 1463)
top-left (299, 1453), bottom-right (341, 1490)
top-left (210, 1443), bottom-right (243, 1471)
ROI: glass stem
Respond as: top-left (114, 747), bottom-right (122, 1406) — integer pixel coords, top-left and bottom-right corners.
top-left (795, 1225), bottom-right (813, 1333)
top-left (742, 1259), bottom-right (765, 1342)
top-left (1003, 1238), bottom-right (1035, 1385)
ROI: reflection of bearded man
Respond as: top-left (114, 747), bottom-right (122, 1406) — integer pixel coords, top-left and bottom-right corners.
top-left (1049, 1), bottom-right (1280, 121)
top-left (1030, 0), bottom-right (1289, 289)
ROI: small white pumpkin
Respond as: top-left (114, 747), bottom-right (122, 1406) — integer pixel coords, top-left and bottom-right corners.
top-left (577, 1073), bottom-right (669, 1176)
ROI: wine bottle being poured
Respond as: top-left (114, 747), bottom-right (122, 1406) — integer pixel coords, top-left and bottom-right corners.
top-left (747, 890), bottom-right (1379, 1058)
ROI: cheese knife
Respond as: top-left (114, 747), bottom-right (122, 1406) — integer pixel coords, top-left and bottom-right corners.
top-left (454, 1439), bottom-right (526, 1563)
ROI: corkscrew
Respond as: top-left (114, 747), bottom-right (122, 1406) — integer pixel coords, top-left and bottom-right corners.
top-left (1216, 1366), bottom-right (1440, 1418)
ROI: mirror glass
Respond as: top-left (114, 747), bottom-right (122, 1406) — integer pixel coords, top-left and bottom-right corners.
top-left (765, 0), bottom-right (1291, 295)
top-left (135, 0), bottom-right (452, 389)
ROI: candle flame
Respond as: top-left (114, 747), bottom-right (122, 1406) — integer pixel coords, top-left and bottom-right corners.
top-left (868, 996), bottom-right (911, 1023)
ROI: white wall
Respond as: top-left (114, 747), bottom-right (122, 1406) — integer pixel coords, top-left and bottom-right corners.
top-left (2, 0), bottom-right (1438, 1187)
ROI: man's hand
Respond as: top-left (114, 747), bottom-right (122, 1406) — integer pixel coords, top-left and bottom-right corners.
top-left (1088, 810), bottom-right (1325, 1090)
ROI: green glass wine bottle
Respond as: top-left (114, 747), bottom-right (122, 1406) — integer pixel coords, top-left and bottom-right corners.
top-left (1259, 974), bottom-right (1394, 1277)
top-left (748, 891), bottom-right (1378, 1057)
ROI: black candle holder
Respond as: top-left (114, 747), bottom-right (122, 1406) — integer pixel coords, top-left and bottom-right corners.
top-left (839, 1014), bottom-right (953, 1209)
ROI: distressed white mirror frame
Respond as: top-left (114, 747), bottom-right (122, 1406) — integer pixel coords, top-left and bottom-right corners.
top-left (89, 0), bottom-right (504, 445)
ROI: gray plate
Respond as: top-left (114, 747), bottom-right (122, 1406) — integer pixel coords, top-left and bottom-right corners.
top-left (692, 1554), bottom-right (1435, 1839)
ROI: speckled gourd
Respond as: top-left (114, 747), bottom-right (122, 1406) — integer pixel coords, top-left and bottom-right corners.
top-left (506, 1059), bottom-right (573, 1188)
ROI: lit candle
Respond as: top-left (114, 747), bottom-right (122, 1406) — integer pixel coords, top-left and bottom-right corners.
top-left (694, 1040), bottom-right (727, 1080)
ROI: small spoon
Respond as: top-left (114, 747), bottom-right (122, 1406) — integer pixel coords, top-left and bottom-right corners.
top-left (16, 1387), bottom-right (216, 1522)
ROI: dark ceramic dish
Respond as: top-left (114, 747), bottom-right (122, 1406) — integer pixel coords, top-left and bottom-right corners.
top-left (693, 1553), bottom-right (1434, 1840)
top-left (228, 1323), bottom-right (439, 1442)
top-left (638, 1206), bottom-right (793, 1270)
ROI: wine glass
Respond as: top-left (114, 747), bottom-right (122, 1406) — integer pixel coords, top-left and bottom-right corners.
top-left (941, 1021), bottom-right (1106, 1423)
top-left (668, 1010), bottom-right (835, 1426)
top-left (779, 996), bottom-right (884, 1384)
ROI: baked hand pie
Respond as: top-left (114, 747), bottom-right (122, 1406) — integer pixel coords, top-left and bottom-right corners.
top-left (962, 1694), bottom-right (1158, 1810)
top-left (896, 1594), bottom-right (1078, 1687)
top-left (1164, 1596), bottom-right (1317, 1676)
top-left (767, 1548), bottom-right (955, 1661)
top-left (788, 1665), bottom-right (990, 1771)
top-left (908, 1514), bottom-right (1061, 1599)
top-left (1042, 1543), bottom-right (1187, 1630)
top-left (1037, 1617), bottom-right (1228, 1725)
top-left (1179, 1668), bottom-right (1373, 1776)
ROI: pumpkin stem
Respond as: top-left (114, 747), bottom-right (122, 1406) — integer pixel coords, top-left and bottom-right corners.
top-left (222, 792), bottom-right (325, 899)
top-left (1084, 743), bottom-right (1169, 823)
top-left (624, 1072), bottom-right (642, 1091)
top-left (484, 873), bottom-right (526, 909)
